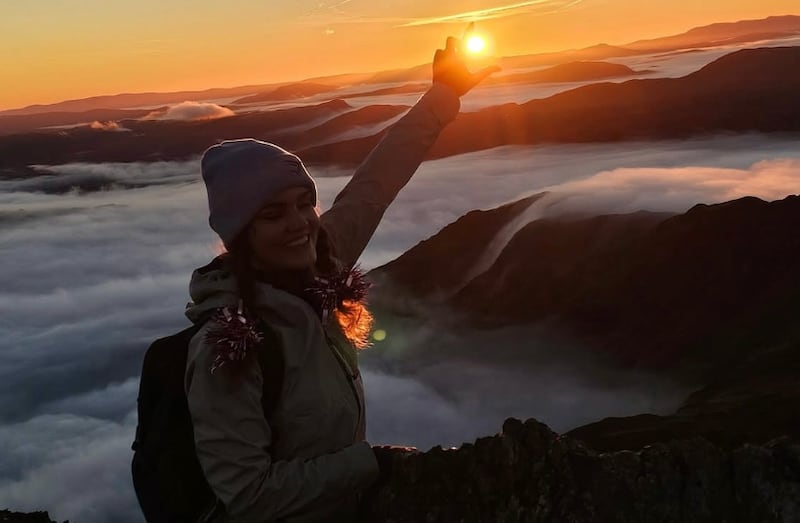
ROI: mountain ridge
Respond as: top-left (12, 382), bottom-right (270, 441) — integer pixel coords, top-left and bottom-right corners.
top-left (3, 14), bottom-right (797, 116)
top-left (295, 46), bottom-right (800, 166)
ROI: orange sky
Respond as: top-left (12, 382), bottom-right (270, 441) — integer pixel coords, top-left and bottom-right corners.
top-left (1, 0), bottom-right (798, 110)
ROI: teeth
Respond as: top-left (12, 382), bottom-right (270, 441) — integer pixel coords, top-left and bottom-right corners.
top-left (286, 235), bottom-right (309, 247)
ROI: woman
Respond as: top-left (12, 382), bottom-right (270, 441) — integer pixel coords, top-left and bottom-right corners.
top-left (184, 36), bottom-right (498, 522)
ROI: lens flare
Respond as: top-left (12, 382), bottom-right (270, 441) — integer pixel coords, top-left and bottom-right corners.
top-left (466, 35), bottom-right (486, 53)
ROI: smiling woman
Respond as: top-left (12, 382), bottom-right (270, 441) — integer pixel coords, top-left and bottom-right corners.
top-left (131, 34), bottom-right (499, 522)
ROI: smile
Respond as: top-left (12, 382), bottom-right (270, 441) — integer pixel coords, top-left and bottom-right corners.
top-left (284, 235), bottom-right (310, 247)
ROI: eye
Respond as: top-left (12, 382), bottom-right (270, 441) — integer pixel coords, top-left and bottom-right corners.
top-left (298, 196), bottom-right (315, 209)
top-left (256, 210), bottom-right (283, 221)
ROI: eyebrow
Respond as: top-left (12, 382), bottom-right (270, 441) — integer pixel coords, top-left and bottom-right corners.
top-left (259, 190), bottom-right (314, 211)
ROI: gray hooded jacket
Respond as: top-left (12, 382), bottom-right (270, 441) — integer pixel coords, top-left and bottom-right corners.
top-left (184, 83), bottom-right (460, 522)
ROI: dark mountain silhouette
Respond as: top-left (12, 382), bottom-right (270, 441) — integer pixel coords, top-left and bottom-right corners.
top-left (339, 83), bottom-right (428, 99)
top-left (372, 194), bottom-right (800, 377)
top-left (292, 105), bottom-right (408, 149)
top-left (300, 46), bottom-right (800, 165)
top-left (0, 99), bottom-right (414, 171)
top-left (626, 14), bottom-right (800, 51)
top-left (0, 84), bottom-right (284, 117)
top-left (0, 100), bottom-right (351, 167)
top-left (488, 61), bottom-right (640, 86)
top-left (0, 108), bottom-right (153, 136)
top-left (369, 195), bottom-right (547, 306)
top-left (232, 83), bottom-right (338, 104)
top-left (359, 64), bottom-right (432, 86)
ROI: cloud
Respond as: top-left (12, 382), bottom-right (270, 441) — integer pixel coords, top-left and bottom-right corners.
top-left (1, 134), bottom-right (799, 520)
top-left (352, 135), bottom-right (800, 269)
top-left (300, 0), bottom-right (584, 28)
top-left (144, 101), bottom-right (234, 121)
top-left (0, 160), bottom-right (198, 195)
top-left (400, 0), bottom-right (585, 27)
top-left (363, 331), bottom-right (687, 450)
top-left (89, 120), bottom-right (130, 132)
top-left (0, 412), bottom-right (141, 523)
top-left (457, 157), bottom-right (800, 276)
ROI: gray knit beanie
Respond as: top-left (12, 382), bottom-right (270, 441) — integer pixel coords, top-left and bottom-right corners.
top-left (200, 139), bottom-right (317, 249)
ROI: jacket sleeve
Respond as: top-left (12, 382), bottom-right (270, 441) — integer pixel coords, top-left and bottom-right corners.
top-left (319, 82), bottom-right (460, 268)
top-left (185, 324), bottom-right (379, 521)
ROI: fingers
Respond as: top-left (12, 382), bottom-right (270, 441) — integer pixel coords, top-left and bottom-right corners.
top-left (462, 22), bottom-right (475, 40)
top-left (445, 36), bottom-right (461, 54)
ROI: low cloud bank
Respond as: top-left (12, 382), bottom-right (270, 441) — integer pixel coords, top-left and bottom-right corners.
top-left (361, 135), bottom-right (800, 268)
top-left (1, 135), bottom-right (799, 521)
top-left (0, 412), bottom-right (141, 523)
top-left (89, 120), bottom-right (130, 132)
top-left (145, 101), bottom-right (235, 121)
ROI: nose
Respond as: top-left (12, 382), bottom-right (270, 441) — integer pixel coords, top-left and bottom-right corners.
top-left (285, 206), bottom-right (310, 232)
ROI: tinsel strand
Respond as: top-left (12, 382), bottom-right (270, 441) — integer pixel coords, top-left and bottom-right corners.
top-left (205, 300), bottom-right (263, 374)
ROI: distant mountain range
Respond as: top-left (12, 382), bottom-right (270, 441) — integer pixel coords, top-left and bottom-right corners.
top-left (2, 14), bottom-right (797, 118)
top-left (299, 46), bottom-right (800, 165)
top-left (0, 99), bottom-right (406, 169)
top-left (2, 45), bottom-right (798, 170)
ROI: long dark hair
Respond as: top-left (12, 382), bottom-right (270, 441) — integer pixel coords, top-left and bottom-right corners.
top-left (226, 225), bottom-right (373, 349)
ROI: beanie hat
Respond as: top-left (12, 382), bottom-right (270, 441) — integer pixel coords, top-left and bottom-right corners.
top-left (201, 139), bottom-right (317, 249)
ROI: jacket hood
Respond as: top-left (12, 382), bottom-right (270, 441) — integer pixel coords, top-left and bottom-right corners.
top-left (185, 254), bottom-right (240, 324)
top-left (185, 254), bottom-right (322, 327)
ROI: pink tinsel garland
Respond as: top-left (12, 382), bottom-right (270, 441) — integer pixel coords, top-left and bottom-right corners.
top-left (205, 265), bottom-right (370, 373)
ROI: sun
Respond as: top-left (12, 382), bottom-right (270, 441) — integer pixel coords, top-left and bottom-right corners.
top-left (466, 35), bottom-right (486, 54)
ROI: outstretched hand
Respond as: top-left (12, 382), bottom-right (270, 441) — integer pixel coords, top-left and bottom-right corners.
top-left (433, 32), bottom-right (500, 96)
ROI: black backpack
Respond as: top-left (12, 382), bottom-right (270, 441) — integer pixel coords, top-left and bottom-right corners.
top-left (131, 317), bottom-right (284, 523)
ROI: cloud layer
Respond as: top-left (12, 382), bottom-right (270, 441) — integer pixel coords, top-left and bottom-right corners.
top-left (89, 120), bottom-right (130, 132)
top-left (145, 101), bottom-right (235, 121)
top-left (1, 134), bottom-right (799, 521)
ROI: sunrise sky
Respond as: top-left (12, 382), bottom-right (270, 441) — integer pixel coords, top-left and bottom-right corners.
top-left (1, 0), bottom-right (798, 110)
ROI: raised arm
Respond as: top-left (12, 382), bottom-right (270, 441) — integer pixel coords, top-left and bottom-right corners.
top-left (320, 35), bottom-right (499, 268)
top-left (185, 324), bottom-right (378, 521)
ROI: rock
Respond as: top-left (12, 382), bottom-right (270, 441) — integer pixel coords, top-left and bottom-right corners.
top-left (0, 510), bottom-right (64, 523)
top-left (359, 418), bottom-right (800, 522)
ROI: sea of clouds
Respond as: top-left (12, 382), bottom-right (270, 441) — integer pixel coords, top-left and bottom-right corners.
top-left (1, 134), bottom-right (799, 522)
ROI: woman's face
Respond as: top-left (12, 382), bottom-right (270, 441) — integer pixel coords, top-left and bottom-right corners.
top-left (247, 186), bottom-right (320, 272)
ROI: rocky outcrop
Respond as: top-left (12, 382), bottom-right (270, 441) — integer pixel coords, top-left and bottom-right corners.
top-left (566, 340), bottom-right (800, 452)
top-left (360, 418), bottom-right (800, 522)
top-left (0, 510), bottom-right (62, 523)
